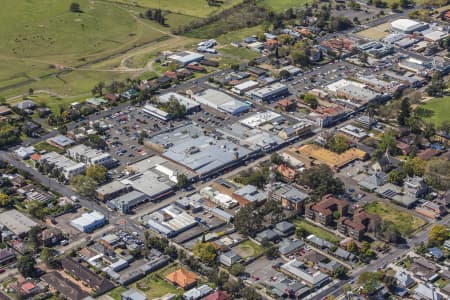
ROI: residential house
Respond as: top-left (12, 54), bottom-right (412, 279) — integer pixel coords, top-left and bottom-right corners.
top-left (41, 227), bottom-right (64, 246)
top-left (415, 283), bottom-right (442, 300)
top-left (121, 289), bottom-right (147, 300)
top-left (280, 259), bottom-right (330, 288)
top-left (277, 164), bottom-right (297, 182)
top-left (255, 229), bottom-right (280, 243)
top-left (0, 249), bottom-right (15, 266)
top-left (205, 291), bottom-right (228, 300)
top-left (305, 194), bottom-right (350, 226)
top-left (61, 257), bottom-right (115, 295)
top-left (279, 239), bottom-right (304, 256)
top-left (165, 268), bottom-right (198, 290)
top-left (20, 281), bottom-right (40, 296)
top-left (337, 218), bottom-right (366, 241)
top-left (395, 270), bottom-right (415, 288)
top-left (42, 272), bottom-right (89, 300)
top-left (219, 251), bottom-right (241, 267)
top-left (183, 285), bottom-right (213, 300)
top-left (271, 184), bottom-right (309, 212)
top-left (274, 221), bottom-right (296, 237)
top-left (277, 99), bottom-right (296, 111)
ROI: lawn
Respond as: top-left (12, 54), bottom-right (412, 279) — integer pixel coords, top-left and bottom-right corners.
top-left (418, 97), bottom-right (450, 127)
top-left (364, 201), bottom-right (427, 237)
top-left (357, 22), bottom-right (391, 40)
top-left (257, 0), bottom-right (312, 13)
top-left (233, 240), bottom-right (265, 258)
top-left (217, 25), bottom-right (264, 44)
top-left (293, 219), bottom-right (341, 244)
top-left (118, 0), bottom-right (243, 18)
top-left (108, 286), bottom-right (128, 300)
top-left (220, 46), bottom-right (260, 61)
top-left (0, 0), bottom-right (167, 99)
top-left (131, 263), bottom-right (183, 299)
top-left (34, 141), bottom-right (65, 154)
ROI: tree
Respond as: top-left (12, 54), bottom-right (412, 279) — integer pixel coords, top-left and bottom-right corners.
top-left (264, 245), bottom-right (280, 259)
top-left (85, 134), bottom-right (107, 150)
top-left (240, 287), bottom-right (262, 300)
top-left (57, 124), bottom-right (68, 135)
top-left (346, 240), bottom-right (358, 253)
top-left (428, 224), bottom-right (449, 247)
top-left (192, 242), bottom-right (217, 265)
top-left (270, 153), bottom-right (284, 165)
top-left (69, 2), bottom-right (81, 13)
top-left (176, 174), bottom-right (189, 189)
top-left (426, 72), bottom-right (446, 97)
top-left (86, 165), bottom-right (107, 183)
top-left (17, 255), bottom-right (36, 277)
top-left (423, 122), bottom-right (435, 141)
top-left (402, 157), bottom-right (426, 177)
top-left (70, 175), bottom-right (97, 198)
top-left (230, 263), bottom-right (245, 276)
top-left (0, 193), bottom-right (12, 207)
top-left (233, 204), bottom-right (263, 237)
top-left (279, 70), bottom-right (291, 80)
top-left (388, 170), bottom-right (405, 186)
top-left (298, 164), bottom-right (344, 199)
top-left (390, 2), bottom-right (400, 11)
top-left (398, 97), bottom-right (411, 126)
top-left (25, 226), bottom-right (42, 251)
top-left (358, 271), bottom-right (384, 295)
top-left (381, 220), bottom-right (401, 244)
top-left (296, 227), bottom-right (308, 239)
top-left (41, 247), bottom-right (59, 269)
top-left (376, 130), bottom-right (397, 157)
top-left (326, 135), bottom-right (350, 154)
top-left (332, 265), bottom-right (347, 279)
top-left (424, 159), bottom-right (450, 190)
top-left (303, 93), bottom-right (318, 109)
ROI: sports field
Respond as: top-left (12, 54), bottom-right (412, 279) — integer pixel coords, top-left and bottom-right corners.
top-left (419, 97), bottom-right (450, 127)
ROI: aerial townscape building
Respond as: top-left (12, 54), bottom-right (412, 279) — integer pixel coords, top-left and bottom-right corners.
top-left (1, 2), bottom-right (450, 300)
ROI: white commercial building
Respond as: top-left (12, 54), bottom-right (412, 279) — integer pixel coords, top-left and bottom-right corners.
top-left (39, 152), bottom-right (86, 179)
top-left (250, 82), bottom-right (289, 102)
top-left (390, 19), bottom-right (429, 34)
top-left (191, 88), bottom-right (249, 115)
top-left (168, 51), bottom-right (204, 66)
top-left (158, 92), bottom-right (200, 113)
top-left (70, 211), bottom-right (106, 233)
top-left (142, 104), bottom-right (171, 121)
top-left (146, 205), bottom-right (197, 237)
top-left (240, 111), bottom-right (281, 128)
top-left (67, 144), bottom-right (115, 168)
top-left (231, 80), bottom-right (259, 95)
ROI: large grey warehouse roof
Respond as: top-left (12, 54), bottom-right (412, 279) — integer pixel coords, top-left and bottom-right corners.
top-left (0, 209), bottom-right (38, 236)
top-left (163, 135), bottom-right (251, 176)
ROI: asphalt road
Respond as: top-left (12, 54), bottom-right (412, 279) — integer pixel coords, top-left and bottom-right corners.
top-left (313, 215), bottom-right (450, 300)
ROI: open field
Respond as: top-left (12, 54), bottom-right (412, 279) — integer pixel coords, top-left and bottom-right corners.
top-left (217, 25), bottom-right (264, 44)
top-left (364, 201), bottom-right (427, 237)
top-left (131, 263), bottom-right (183, 298)
top-left (108, 286), bottom-right (128, 300)
top-left (233, 240), bottom-right (265, 258)
top-left (116, 0), bottom-right (243, 17)
top-left (357, 22), bottom-right (391, 40)
top-left (418, 97), bottom-right (450, 127)
top-left (257, 0), bottom-right (312, 13)
top-left (293, 219), bottom-right (341, 244)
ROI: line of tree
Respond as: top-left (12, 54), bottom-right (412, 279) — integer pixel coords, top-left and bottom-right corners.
top-left (141, 9), bottom-right (166, 26)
